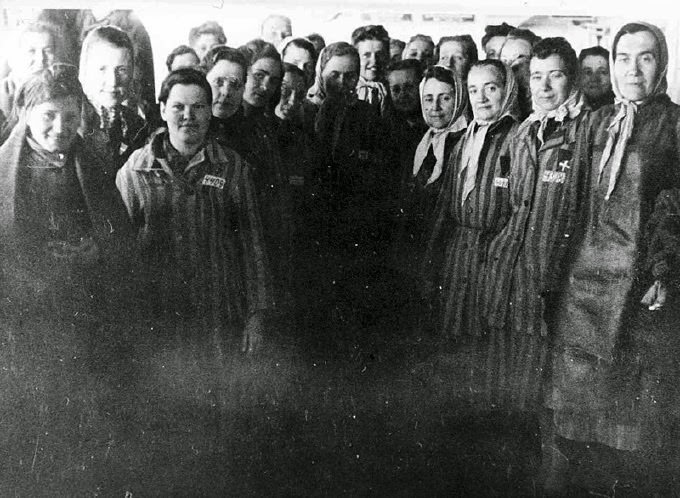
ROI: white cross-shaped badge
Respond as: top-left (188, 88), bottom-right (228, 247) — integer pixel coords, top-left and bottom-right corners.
top-left (559, 160), bottom-right (571, 172)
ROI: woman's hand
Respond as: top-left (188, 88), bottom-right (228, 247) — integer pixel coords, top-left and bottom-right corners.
top-left (241, 311), bottom-right (265, 354)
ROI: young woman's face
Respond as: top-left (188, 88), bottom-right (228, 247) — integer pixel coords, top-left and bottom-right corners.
top-left (81, 41), bottom-right (132, 109)
top-left (467, 65), bottom-right (506, 122)
top-left (283, 45), bottom-right (315, 88)
top-left (206, 59), bottom-right (245, 119)
top-left (357, 39), bottom-right (387, 82)
top-left (422, 77), bottom-right (457, 129)
top-left (322, 54), bottom-right (359, 99)
top-left (160, 84), bottom-right (212, 150)
top-left (243, 57), bottom-right (282, 108)
top-left (276, 71), bottom-right (306, 120)
top-left (26, 95), bottom-right (82, 153)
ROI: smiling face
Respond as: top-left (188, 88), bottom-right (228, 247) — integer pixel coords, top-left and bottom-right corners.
top-left (243, 57), bottom-right (282, 108)
top-left (530, 54), bottom-right (572, 112)
top-left (357, 39), bottom-right (387, 82)
top-left (322, 54), bottom-right (359, 100)
top-left (160, 83), bottom-right (212, 151)
top-left (81, 41), bottom-right (132, 109)
top-left (614, 30), bottom-right (660, 102)
top-left (206, 59), bottom-right (245, 119)
top-left (467, 64), bottom-right (506, 122)
top-left (422, 77), bottom-right (457, 129)
top-left (26, 95), bottom-right (82, 153)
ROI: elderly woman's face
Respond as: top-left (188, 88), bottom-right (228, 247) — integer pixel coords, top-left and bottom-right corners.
top-left (160, 83), bottom-right (212, 149)
top-left (438, 41), bottom-right (467, 76)
top-left (81, 41), bottom-right (132, 109)
top-left (614, 31), bottom-right (659, 101)
top-left (276, 71), bottom-right (306, 120)
top-left (530, 54), bottom-right (572, 112)
top-left (243, 57), bottom-right (282, 108)
top-left (422, 77), bottom-right (456, 129)
top-left (468, 64), bottom-right (506, 122)
top-left (26, 95), bottom-right (81, 153)
top-left (207, 59), bottom-right (245, 119)
top-left (322, 54), bottom-right (358, 99)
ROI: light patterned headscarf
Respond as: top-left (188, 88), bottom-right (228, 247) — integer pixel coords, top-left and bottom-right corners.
top-left (412, 65), bottom-right (466, 185)
top-left (459, 62), bottom-right (519, 205)
top-left (306, 42), bottom-right (358, 107)
top-left (598, 22), bottom-right (669, 200)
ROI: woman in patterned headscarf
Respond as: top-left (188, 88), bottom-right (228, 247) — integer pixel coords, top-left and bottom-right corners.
top-left (545, 22), bottom-right (680, 495)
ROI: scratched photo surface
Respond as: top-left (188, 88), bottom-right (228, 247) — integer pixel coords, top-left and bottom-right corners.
top-left (1, 2), bottom-right (680, 495)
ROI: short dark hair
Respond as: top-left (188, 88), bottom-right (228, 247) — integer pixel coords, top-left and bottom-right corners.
top-left (81, 26), bottom-right (134, 66)
top-left (306, 33), bottom-right (326, 52)
top-left (166, 45), bottom-right (199, 71)
top-left (239, 39), bottom-right (282, 69)
top-left (202, 45), bottom-right (247, 79)
top-left (390, 39), bottom-right (406, 52)
top-left (282, 37), bottom-right (317, 63)
top-left (579, 45), bottom-right (610, 64)
top-left (15, 65), bottom-right (84, 111)
top-left (188, 21), bottom-right (227, 46)
top-left (532, 37), bottom-right (579, 81)
top-left (468, 59), bottom-right (507, 87)
top-left (481, 22), bottom-right (516, 50)
top-left (422, 65), bottom-right (458, 89)
top-left (407, 34), bottom-right (434, 49)
top-left (351, 25), bottom-right (389, 49)
top-left (435, 35), bottom-right (479, 65)
top-left (506, 28), bottom-right (541, 48)
top-left (158, 67), bottom-right (212, 106)
top-left (386, 58), bottom-right (423, 79)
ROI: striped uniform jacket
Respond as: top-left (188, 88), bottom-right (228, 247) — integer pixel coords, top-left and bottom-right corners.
top-left (116, 130), bottom-right (271, 332)
top-left (425, 115), bottom-right (519, 337)
top-left (482, 109), bottom-right (592, 337)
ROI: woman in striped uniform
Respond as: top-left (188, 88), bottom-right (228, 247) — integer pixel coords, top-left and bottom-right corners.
top-left (480, 38), bottom-right (591, 410)
top-left (545, 23), bottom-right (680, 494)
top-left (116, 68), bottom-right (271, 354)
top-left (423, 59), bottom-right (520, 406)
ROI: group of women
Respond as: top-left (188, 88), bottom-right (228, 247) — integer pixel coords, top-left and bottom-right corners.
top-left (1, 10), bottom-right (680, 493)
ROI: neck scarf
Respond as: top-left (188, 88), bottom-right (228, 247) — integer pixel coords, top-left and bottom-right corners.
top-left (459, 64), bottom-right (519, 205)
top-left (528, 88), bottom-right (584, 145)
top-left (356, 76), bottom-right (387, 112)
top-left (413, 66), bottom-right (466, 185)
top-left (598, 22), bottom-right (669, 201)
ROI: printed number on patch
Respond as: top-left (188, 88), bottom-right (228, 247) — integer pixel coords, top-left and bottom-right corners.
top-left (201, 174), bottom-right (226, 189)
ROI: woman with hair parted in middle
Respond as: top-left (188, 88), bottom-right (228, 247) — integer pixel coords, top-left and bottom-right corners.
top-left (116, 68), bottom-right (271, 354)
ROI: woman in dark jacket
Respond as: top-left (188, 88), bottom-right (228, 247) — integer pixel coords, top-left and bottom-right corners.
top-left (546, 23), bottom-right (680, 494)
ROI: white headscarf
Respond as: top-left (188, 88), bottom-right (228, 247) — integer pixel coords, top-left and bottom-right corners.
top-left (459, 63), bottom-right (520, 205)
top-left (412, 65), bottom-right (466, 185)
top-left (598, 22), bottom-right (669, 200)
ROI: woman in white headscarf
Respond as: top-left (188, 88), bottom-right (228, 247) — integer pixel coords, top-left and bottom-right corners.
top-left (545, 22), bottom-right (680, 495)
top-left (398, 65), bottom-right (466, 284)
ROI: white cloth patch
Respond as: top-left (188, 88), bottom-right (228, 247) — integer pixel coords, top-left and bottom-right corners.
top-left (202, 174), bottom-right (226, 189)
top-left (542, 170), bottom-right (566, 184)
top-left (493, 177), bottom-right (509, 188)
